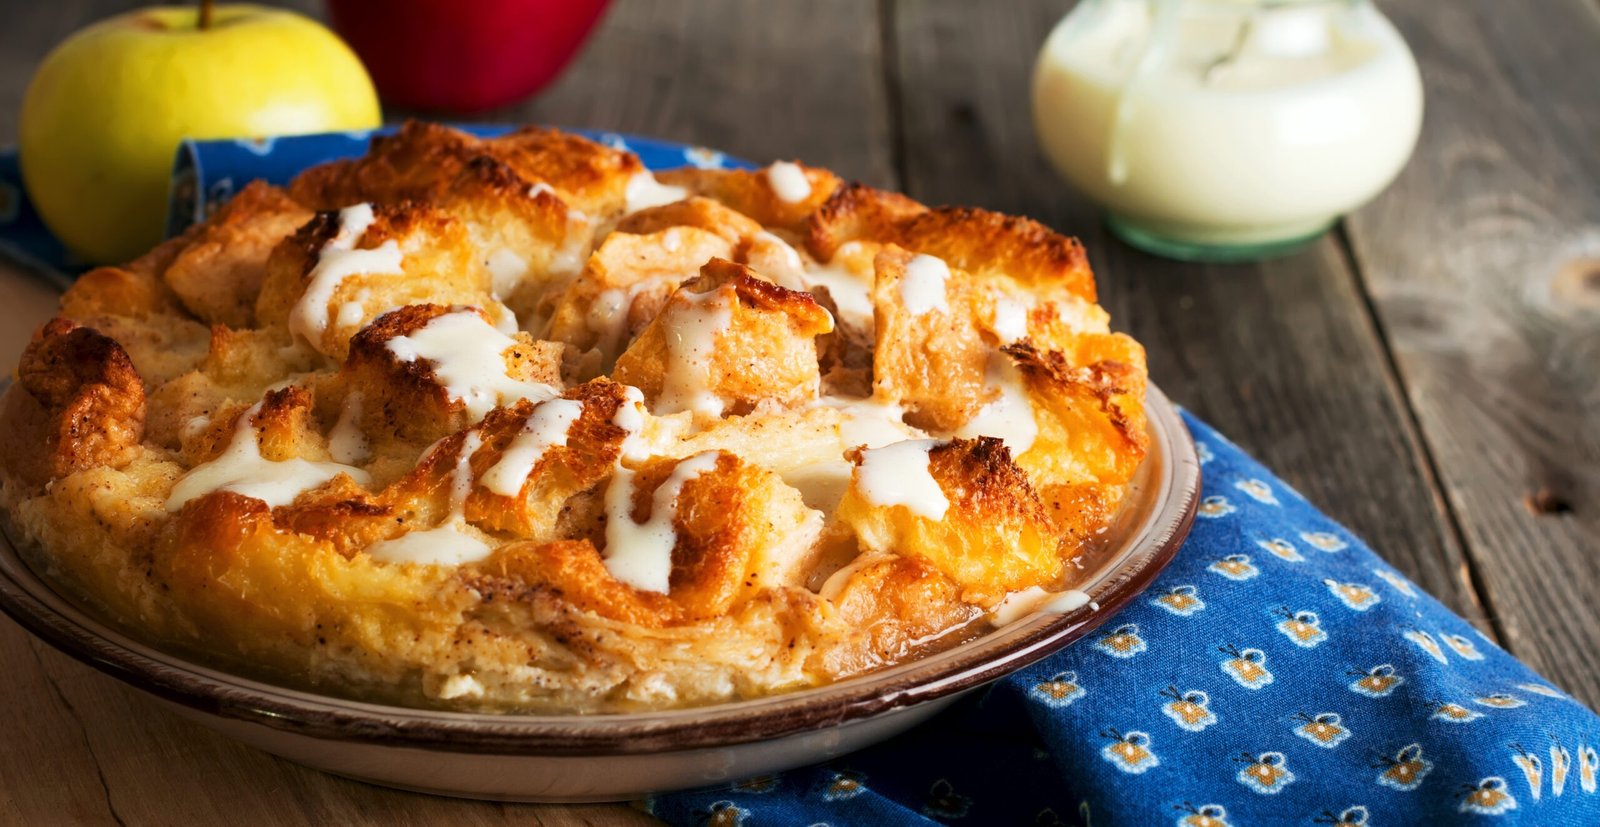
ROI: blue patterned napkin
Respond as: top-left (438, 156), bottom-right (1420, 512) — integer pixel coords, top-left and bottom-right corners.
top-left (653, 416), bottom-right (1600, 825)
top-left (1, 131), bottom-right (1596, 825)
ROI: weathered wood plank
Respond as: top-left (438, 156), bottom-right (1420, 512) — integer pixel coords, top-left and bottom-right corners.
top-left (0, 623), bottom-right (122, 825)
top-left (23, 631), bottom-right (656, 826)
top-left (498, 0), bottom-right (897, 187)
top-left (1345, 0), bottom-right (1600, 707)
top-left (886, 0), bottom-right (1489, 624)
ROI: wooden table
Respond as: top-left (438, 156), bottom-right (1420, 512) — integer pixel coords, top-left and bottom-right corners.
top-left (3, 1), bottom-right (1596, 823)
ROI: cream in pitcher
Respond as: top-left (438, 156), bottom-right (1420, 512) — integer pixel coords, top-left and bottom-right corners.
top-left (1032, 0), bottom-right (1422, 261)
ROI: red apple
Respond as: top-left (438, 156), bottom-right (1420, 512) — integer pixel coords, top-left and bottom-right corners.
top-left (325, 0), bottom-right (610, 113)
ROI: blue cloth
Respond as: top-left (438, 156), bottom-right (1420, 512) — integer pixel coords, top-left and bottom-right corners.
top-left (1, 130), bottom-right (1596, 825)
top-left (651, 417), bottom-right (1600, 825)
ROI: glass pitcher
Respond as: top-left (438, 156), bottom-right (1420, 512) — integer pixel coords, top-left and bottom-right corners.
top-left (1032, 0), bottom-right (1422, 262)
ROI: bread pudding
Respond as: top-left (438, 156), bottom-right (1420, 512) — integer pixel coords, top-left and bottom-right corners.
top-left (0, 122), bottom-right (1149, 713)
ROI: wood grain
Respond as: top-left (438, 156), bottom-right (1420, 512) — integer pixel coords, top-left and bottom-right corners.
top-left (1345, 0), bottom-right (1600, 706)
top-left (3, 0), bottom-right (1598, 823)
top-left (885, 0), bottom-right (1490, 623)
top-left (0, 618), bottom-right (656, 827)
top-left (491, 0), bottom-right (896, 186)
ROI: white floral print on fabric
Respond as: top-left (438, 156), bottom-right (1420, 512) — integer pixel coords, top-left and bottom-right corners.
top-left (1233, 478), bottom-right (1279, 505)
top-left (1198, 495), bottom-right (1237, 518)
top-left (1235, 752), bottom-right (1295, 794)
top-left (1208, 554), bottom-right (1259, 581)
top-left (1095, 624), bottom-right (1148, 659)
top-left (1101, 730), bottom-right (1160, 774)
top-left (1151, 585), bottom-right (1206, 616)
top-left (1274, 608), bottom-right (1329, 648)
top-left (1376, 743), bottom-right (1434, 791)
top-left (1257, 537), bottom-right (1305, 562)
top-left (1219, 644), bottom-right (1274, 689)
top-left (1161, 687), bottom-right (1218, 732)
top-left (1349, 664), bottom-right (1405, 698)
top-left (1294, 712), bottom-right (1352, 748)
top-left (1030, 671), bottom-right (1086, 708)
top-left (1458, 776), bottom-right (1518, 815)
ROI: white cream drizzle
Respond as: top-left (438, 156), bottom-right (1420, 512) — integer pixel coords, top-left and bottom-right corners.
top-left (366, 431), bottom-right (492, 566)
top-left (614, 385), bottom-right (652, 461)
top-left (798, 243), bottom-right (874, 329)
top-left (623, 171), bottom-right (690, 214)
top-left (481, 398), bottom-right (585, 496)
top-left (781, 397), bottom-right (920, 512)
top-left (289, 203), bottom-right (404, 346)
top-left (855, 439), bottom-right (949, 520)
top-left (817, 552), bottom-right (880, 602)
top-left (587, 287), bottom-right (633, 349)
top-left (166, 402), bottom-right (370, 511)
top-left (989, 587), bottom-right (1093, 626)
top-left (436, 674), bottom-right (485, 700)
top-left (991, 295), bottom-right (1031, 343)
top-left (900, 254), bottom-right (951, 316)
top-left (601, 451), bottom-right (722, 593)
top-left (529, 181), bottom-right (591, 225)
top-left (779, 461), bottom-right (856, 514)
top-left (815, 395), bottom-right (917, 450)
top-left (586, 278), bottom-right (669, 366)
top-left (513, 181), bottom-right (590, 290)
top-left (955, 354), bottom-right (1038, 454)
top-left (748, 231), bottom-right (807, 291)
top-left (491, 304), bottom-right (521, 335)
top-left (549, 238), bottom-right (589, 282)
top-left (486, 248), bottom-right (529, 300)
top-left (765, 161), bottom-right (812, 203)
top-left (655, 288), bottom-right (733, 417)
top-left (384, 311), bottom-right (557, 421)
top-left (329, 392), bottom-right (369, 464)
top-left (335, 288), bottom-right (374, 328)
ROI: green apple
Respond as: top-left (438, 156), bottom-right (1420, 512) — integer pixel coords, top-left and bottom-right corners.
top-left (20, 4), bottom-right (381, 264)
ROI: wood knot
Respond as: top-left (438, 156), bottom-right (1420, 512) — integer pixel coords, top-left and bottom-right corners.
top-left (1523, 487), bottom-right (1573, 516)
top-left (1551, 257), bottom-right (1600, 309)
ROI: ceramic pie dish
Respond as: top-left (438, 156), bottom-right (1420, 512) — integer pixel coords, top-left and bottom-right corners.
top-left (0, 380), bottom-right (1194, 802)
top-left (0, 126), bottom-right (1198, 801)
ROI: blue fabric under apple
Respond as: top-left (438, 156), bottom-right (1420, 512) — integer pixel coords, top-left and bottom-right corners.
top-left (1, 131), bottom-right (1597, 826)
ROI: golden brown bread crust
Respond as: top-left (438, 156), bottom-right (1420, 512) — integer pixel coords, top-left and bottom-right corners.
top-left (614, 259), bottom-right (833, 416)
top-left (806, 184), bottom-right (1096, 301)
top-left (869, 245), bottom-right (991, 431)
top-left (460, 392), bottom-right (624, 541)
top-left (658, 162), bottom-right (841, 232)
top-left (816, 553), bottom-right (981, 676)
top-left (289, 121), bottom-right (642, 218)
top-left (0, 121), bottom-right (1148, 713)
top-left (805, 182), bottom-right (928, 261)
top-left (343, 304), bottom-right (563, 446)
top-left (256, 201), bottom-right (510, 359)
top-left (546, 227), bottom-right (738, 369)
top-left (163, 181), bottom-right (314, 328)
top-left (1, 319), bottom-right (146, 491)
top-left (838, 438), bottom-right (1061, 607)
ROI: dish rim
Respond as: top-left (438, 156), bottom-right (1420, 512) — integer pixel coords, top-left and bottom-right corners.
top-left (0, 384), bottom-right (1197, 758)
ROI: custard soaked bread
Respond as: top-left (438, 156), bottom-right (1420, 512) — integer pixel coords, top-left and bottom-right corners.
top-left (0, 123), bottom-right (1148, 712)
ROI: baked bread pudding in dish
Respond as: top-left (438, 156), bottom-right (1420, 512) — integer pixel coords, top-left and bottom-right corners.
top-left (0, 122), bottom-right (1149, 713)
